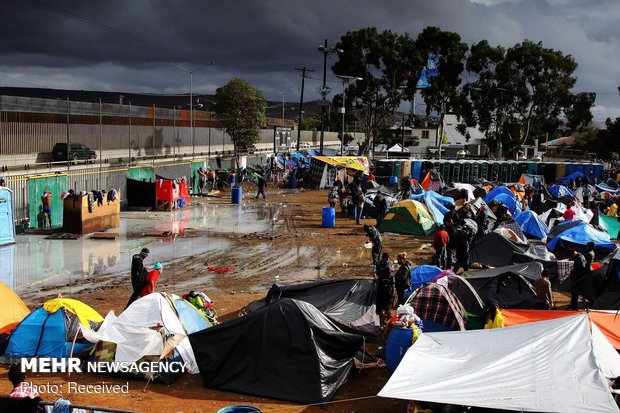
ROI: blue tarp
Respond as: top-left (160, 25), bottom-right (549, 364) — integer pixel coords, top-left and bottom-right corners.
top-left (548, 185), bottom-right (575, 198)
top-left (410, 265), bottom-right (443, 291)
top-left (546, 220), bottom-right (616, 252)
top-left (595, 183), bottom-right (620, 195)
top-left (559, 172), bottom-right (585, 186)
top-left (514, 210), bottom-right (549, 240)
top-left (483, 186), bottom-right (514, 204)
top-left (410, 190), bottom-right (454, 225)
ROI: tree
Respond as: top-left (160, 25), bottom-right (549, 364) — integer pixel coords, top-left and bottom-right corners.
top-left (564, 92), bottom-right (596, 130)
top-left (464, 40), bottom-right (584, 156)
top-left (213, 77), bottom-right (266, 163)
top-left (415, 27), bottom-right (468, 158)
top-left (332, 27), bottom-right (422, 155)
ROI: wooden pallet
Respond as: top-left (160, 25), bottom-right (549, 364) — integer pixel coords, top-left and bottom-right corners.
top-left (45, 233), bottom-right (82, 240)
top-left (90, 232), bottom-right (119, 240)
top-left (143, 231), bottom-right (173, 237)
top-left (242, 232), bottom-right (282, 240)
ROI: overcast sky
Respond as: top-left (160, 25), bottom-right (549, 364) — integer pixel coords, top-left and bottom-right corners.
top-left (1, 0), bottom-right (619, 123)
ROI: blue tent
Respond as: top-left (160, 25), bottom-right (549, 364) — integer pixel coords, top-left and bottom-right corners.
top-left (514, 210), bottom-right (549, 240)
top-left (4, 299), bottom-right (103, 359)
top-left (410, 265), bottom-right (443, 291)
top-left (483, 186), bottom-right (514, 204)
top-left (410, 190), bottom-right (454, 225)
top-left (548, 185), bottom-right (575, 198)
top-left (560, 172), bottom-right (585, 186)
top-left (546, 220), bottom-right (616, 253)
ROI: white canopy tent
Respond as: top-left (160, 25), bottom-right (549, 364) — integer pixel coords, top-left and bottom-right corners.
top-left (387, 143), bottom-right (409, 153)
top-left (379, 314), bottom-right (620, 413)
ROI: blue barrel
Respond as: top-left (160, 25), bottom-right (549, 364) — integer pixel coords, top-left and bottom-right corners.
top-left (386, 327), bottom-right (413, 373)
top-left (288, 174), bottom-right (297, 189)
top-left (217, 406), bottom-right (262, 413)
top-left (231, 186), bottom-right (242, 204)
top-left (389, 176), bottom-right (398, 184)
top-left (322, 207), bottom-right (335, 228)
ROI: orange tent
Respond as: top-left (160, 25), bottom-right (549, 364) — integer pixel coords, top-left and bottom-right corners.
top-left (502, 309), bottom-right (620, 349)
top-left (0, 281), bottom-right (29, 335)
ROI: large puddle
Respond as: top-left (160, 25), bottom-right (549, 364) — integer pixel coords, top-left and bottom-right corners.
top-left (0, 203), bottom-right (281, 293)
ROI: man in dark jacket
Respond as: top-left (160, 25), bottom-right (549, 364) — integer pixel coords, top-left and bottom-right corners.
top-left (568, 249), bottom-right (588, 310)
top-left (364, 224), bottom-right (383, 271)
top-left (126, 247), bottom-right (149, 308)
top-left (255, 175), bottom-right (266, 199)
top-left (374, 191), bottom-right (388, 227)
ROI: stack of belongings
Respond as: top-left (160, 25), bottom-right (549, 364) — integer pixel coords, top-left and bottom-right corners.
top-left (444, 183), bottom-right (475, 207)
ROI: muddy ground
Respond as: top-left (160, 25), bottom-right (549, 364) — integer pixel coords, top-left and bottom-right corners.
top-left (0, 185), bottom-right (571, 413)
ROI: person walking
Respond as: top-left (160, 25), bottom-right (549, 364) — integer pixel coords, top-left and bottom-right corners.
top-left (452, 226), bottom-right (472, 274)
top-left (126, 247), bottom-right (149, 308)
top-left (375, 252), bottom-right (394, 325)
top-left (364, 224), bottom-right (383, 271)
top-left (255, 175), bottom-right (266, 199)
top-left (534, 269), bottom-right (554, 309)
top-left (41, 190), bottom-right (53, 228)
top-left (354, 188), bottom-right (366, 224)
top-left (394, 252), bottom-right (412, 306)
top-left (433, 224), bottom-right (449, 269)
top-left (373, 191), bottom-right (388, 227)
top-left (140, 262), bottom-right (163, 297)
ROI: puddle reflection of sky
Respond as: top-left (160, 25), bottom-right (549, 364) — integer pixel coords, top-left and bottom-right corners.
top-left (0, 204), bottom-right (279, 292)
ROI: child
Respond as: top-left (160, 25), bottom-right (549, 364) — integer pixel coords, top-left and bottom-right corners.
top-left (327, 186), bottom-right (338, 208)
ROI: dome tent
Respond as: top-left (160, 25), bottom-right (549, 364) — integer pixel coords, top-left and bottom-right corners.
top-left (378, 199), bottom-right (437, 236)
top-left (4, 298), bottom-right (103, 359)
top-left (514, 209), bottom-right (549, 240)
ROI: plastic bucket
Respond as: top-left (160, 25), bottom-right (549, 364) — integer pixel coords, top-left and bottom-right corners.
top-left (322, 206), bottom-right (335, 228)
top-left (385, 327), bottom-right (413, 373)
top-left (231, 186), bottom-right (242, 204)
top-left (217, 406), bottom-right (263, 413)
top-left (389, 176), bottom-right (398, 184)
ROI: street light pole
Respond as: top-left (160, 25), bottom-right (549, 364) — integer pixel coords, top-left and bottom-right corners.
top-left (170, 62), bottom-right (213, 160)
top-left (335, 75), bottom-right (362, 156)
top-left (317, 40), bottom-right (343, 155)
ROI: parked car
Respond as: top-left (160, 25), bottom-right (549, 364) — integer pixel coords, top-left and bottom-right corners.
top-left (237, 144), bottom-right (257, 155)
top-left (52, 142), bottom-right (97, 163)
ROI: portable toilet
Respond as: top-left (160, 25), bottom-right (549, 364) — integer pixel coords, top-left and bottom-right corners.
top-left (556, 163), bottom-right (566, 181)
top-left (527, 162), bottom-right (538, 175)
top-left (411, 160), bottom-right (423, 181)
top-left (499, 162), bottom-right (510, 182)
top-left (491, 162), bottom-right (501, 180)
top-left (471, 161), bottom-right (480, 182)
top-left (462, 161), bottom-right (471, 183)
top-left (376, 160), bottom-right (393, 184)
top-left (0, 187), bottom-right (16, 246)
top-left (565, 163), bottom-right (576, 176)
top-left (480, 161), bottom-right (490, 180)
top-left (400, 159), bottom-right (411, 179)
top-left (508, 161), bottom-right (519, 182)
top-left (593, 163), bottom-right (603, 182)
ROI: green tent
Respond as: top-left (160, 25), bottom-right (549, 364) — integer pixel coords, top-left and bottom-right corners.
top-left (378, 199), bottom-right (437, 236)
top-left (598, 214), bottom-right (620, 240)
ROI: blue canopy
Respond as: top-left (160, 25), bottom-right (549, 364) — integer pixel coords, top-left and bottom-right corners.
top-left (548, 185), bottom-right (575, 198)
top-left (546, 220), bottom-right (616, 252)
top-left (514, 210), bottom-right (549, 240)
top-left (410, 265), bottom-right (443, 291)
top-left (483, 186), bottom-right (514, 204)
top-left (410, 190), bottom-right (454, 225)
top-left (560, 172), bottom-right (585, 186)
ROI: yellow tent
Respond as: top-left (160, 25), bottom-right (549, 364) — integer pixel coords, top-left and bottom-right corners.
top-left (0, 281), bottom-right (29, 335)
top-left (43, 297), bottom-right (104, 327)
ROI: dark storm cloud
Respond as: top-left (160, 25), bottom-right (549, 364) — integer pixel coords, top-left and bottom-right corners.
top-left (0, 0), bottom-right (619, 122)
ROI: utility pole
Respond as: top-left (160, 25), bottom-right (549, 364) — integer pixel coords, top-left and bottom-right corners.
top-left (295, 66), bottom-right (314, 151)
top-left (317, 40), bottom-right (342, 155)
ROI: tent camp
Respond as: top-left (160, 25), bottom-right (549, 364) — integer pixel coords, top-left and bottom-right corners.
top-left (378, 199), bottom-right (436, 235)
top-left (546, 219), bottom-right (616, 253)
top-left (189, 298), bottom-right (363, 404)
top-left (405, 283), bottom-right (466, 332)
top-left (81, 292), bottom-right (211, 378)
top-left (379, 314), bottom-right (620, 413)
top-left (548, 184), bottom-right (575, 198)
top-left (4, 298), bottom-right (103, 359)
top-left (0, 281), bottom-right (29, 353)
top-left (410, 265), bottom-right (443, 291)
top-left (514, 209), bottom-right (549, 240)
top-left (248, 279), bottom-right (380, 336)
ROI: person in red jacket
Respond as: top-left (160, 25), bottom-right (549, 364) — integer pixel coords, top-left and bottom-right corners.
top-left (433, 224), bottom-right (450, 269)
top-left (141, 262), bottom-right (163, 297)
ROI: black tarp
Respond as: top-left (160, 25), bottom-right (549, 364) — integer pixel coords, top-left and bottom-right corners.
top-left (248, 279), bottom-right (380, 336)
top-left (470, 232), bottom-right (528, 267)
top-left (126, 178), bottom-right (155, 209)
top-left (592, 249), bottom-right (620, 309)
top-left (466, 267), bottom-right (540, 309)
top-left (189, 298), bottom-right (363, 404)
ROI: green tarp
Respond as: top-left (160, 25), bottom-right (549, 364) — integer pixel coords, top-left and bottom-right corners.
top-left (599, 214), bottom-right (620, 240)
top-left (127, 167), bottom-right (154, 182)
top-left (27, 175), bottom-right (67, 228)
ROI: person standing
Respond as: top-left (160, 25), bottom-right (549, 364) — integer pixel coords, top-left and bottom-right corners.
top-left (197, 167), bottom-right (207, 194)
top-left (452, 227), bottom-right (471, 274)
top-left (582, 184), bottom-right (591, 208)
top-left (394, 252), bottom-right (412, 306)
top-left (534, 269), bottom-right (554, 309)
top-left (364, 224), bottom-right (383, 272)
top-left (433, 225), bottom-right (449, 269)
top-left (140, 262), bottom-right (163, 297)
top-left (255, 175), bottom-right (266, 199)
top-left (374, 191), bottom-right (388, 227)
top-left (126, 247), bottom-right (150, 308)
top-left (375, 252), bottom-right (394, 325)
top-left (327, 186), bottom-right (338, 208)
top-left (568, 249), bottom-right (588, 310)
top-left (41, 190), bottom-right (53, 228)
top-left (354, 188), bottom-right (366, 224)
top-left (584, 242), bottom-right (596, 271)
